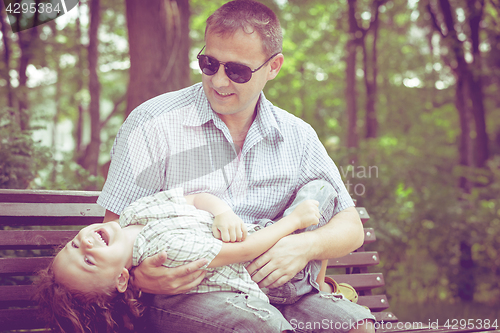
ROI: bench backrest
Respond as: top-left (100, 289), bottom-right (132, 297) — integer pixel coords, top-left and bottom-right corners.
top-left (0, 189), bottom-right (395, 331)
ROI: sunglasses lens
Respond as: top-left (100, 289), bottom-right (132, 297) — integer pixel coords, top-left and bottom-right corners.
top-left (198, 54), bottom-right (252, 83)
top-left (199, 55), bottom-right (219, 76)
top-left (225, 64), bottom-right (252, 83)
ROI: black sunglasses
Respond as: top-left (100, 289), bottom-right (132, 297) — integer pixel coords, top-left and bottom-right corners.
top-left (197, 46), bottom-right (280, 84)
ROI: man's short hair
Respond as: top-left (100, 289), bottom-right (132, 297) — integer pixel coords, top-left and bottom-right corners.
top-left (205, 0), bottom-right (283, 57)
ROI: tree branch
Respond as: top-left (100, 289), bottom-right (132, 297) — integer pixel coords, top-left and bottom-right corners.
top-left (100, 94), bottom-right (126, 129)
top-left (426, 2), bottom-right (446, 37)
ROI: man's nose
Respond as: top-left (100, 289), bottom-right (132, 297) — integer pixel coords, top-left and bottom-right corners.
top-left (212, 64), bottom-right (230, 87)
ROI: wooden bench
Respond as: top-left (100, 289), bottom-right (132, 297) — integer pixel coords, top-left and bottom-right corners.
top-left (0, 189), bottom-right (396, 332)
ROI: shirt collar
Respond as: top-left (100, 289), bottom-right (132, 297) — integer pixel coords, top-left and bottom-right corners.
top-left (182, 83), bottom-right (217, 127)
top-left (254, 92), bottom-right (284, 142)
top-left (182, 83), bottom-right (284, 142)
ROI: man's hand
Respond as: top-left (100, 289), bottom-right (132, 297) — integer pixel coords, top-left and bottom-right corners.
top-left (246, 233), bottom-right (310, 289)
top-left (212, 210), bottom-right (248, 242)
top-left (130, 251), bottom-right (208, 294)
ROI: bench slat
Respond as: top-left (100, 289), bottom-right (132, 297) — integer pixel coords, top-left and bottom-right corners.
top-left (364, 228), bottom-right (376, 244)
top-left (373, 312), bottom-right (398, 322)
top-left (356, 207), bottom-right (370, 223)
top-left (0, 230), bottom-right (77, 248)
top-left (0, 274), bottom-right (385, 302)
top-left (0, 285), bottom-right (35, 302)
top-left (0, 215), bottom-right (104, 226)
top-left (0, 257), bottom-right (52, 275)
top-left (357, 295), bottom-right (390, 311)
top-left (327, 251), bottom-right (380, 267)
top-left (0, 308), bottom-right (47, 331)
top-left (328, 273), bottom-right (385, 290)
top-left (0, 189), bottom-right (100, 203)
top-left (0, 202), bottom-right (105, 217)
top-left (0, 229), bottom-right (374, 246)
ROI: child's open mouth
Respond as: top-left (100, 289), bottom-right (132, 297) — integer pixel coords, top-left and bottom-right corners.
top-left (95, 230), bottom-right (109, 246)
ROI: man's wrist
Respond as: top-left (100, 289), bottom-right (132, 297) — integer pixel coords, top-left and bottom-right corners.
top-left (298, 230), bottom-right (321, 261)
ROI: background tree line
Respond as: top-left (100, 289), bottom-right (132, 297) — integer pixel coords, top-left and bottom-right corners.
top-left (1, 0), bottom-right (499, 321)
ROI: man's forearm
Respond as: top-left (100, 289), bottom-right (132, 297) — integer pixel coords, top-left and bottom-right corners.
top-left (103, 209), bottom-right (119, 222)
top-left (296, 206), bottom-right (364, 262)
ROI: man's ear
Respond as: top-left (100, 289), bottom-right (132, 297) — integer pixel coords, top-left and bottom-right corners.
top-left (115, 268), bottom-right (129, 293)
top-left (267, 54), bottom-right (284, 80)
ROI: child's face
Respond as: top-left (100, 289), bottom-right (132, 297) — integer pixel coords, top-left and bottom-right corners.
top-left (53, 221), bottom-right (134, 294)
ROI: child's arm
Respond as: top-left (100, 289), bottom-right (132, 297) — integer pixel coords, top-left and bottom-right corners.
top-left (184, 193), bottom-right (247, 242)
top-left (208, 200), bottom-right (320, 268)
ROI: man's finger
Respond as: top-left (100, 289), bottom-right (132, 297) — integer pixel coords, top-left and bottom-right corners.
top-left (148, 251), bottom-right (168, 267)
top-left (259, 273), bottom-right (288, 289)
top-left (179, 258), bottom-right (209, 277)
top-left (175, 269), bottom-right (207, 293)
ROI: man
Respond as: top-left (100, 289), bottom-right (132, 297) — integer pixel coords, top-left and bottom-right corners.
top-left (98, 1), bottom-right (375, 332)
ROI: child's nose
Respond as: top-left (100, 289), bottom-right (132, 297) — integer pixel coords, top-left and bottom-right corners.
top-left (82, 237), bottom-right (93, 249)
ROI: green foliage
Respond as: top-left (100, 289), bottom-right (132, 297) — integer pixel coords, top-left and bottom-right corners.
top-left (0, 107), bottom-right (51, 189)
top-left (35, 155), bottom-right (105, 191)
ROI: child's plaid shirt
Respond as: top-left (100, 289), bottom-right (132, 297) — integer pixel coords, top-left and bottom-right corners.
top-left (119, 188), bottom-right (268, 301)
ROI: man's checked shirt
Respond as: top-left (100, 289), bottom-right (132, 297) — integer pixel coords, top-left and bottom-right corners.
top-left (98, 82), bottom-right (354, 227)
top-left (119, 188), bottom-right (268, 301)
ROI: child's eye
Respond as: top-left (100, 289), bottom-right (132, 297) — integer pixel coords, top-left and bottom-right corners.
top-left (71, 241), bottom-right (78, 248)
top-left (84, 257), bottom-right (94, 265)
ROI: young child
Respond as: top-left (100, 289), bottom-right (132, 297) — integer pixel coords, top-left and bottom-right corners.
top-left (35, 186), bottom-right (323, 333)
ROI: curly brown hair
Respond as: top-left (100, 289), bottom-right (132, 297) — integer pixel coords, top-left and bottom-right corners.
top-left (33, 261), bottom-right (144, 333)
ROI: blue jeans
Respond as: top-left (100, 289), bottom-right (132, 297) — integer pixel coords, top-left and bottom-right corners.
top-left (141, 291), bottom-right (373, 332)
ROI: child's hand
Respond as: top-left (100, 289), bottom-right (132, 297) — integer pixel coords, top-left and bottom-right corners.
top-left (212, 210), bottom-right (248, 242)
top-left (290, 200), bottom-right (320, 229)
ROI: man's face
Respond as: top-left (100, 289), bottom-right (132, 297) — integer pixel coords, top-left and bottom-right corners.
top-left (53, 221), bottom-right (131, 293)
top-left (201, 29), bottom-right (277, 120)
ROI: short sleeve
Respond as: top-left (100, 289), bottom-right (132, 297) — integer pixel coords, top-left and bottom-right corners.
top-left (98, 107), bottom-right (169, 214)
top-left (297, 124), bottom-right (354, 219)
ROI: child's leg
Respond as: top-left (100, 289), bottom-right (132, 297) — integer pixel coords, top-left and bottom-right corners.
top-left (285, 181), bottom-right (337, 292)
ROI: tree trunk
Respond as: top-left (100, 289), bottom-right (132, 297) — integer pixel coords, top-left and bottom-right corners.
top-left (363, 1), bottom-right (382, 139)
top-left (345, 0), bottom-right (360, 149)
top-left (467, 0), bottom-right (488, 168)
top-left (50, 22), bottom-right (62, 184)
top-left (125, 0), bottom-right (191, 115)
top-left (0, 5), bottom-right (14, 109)
top-left (74, 7), bottom-right (85, 156)
top-left (15, 12), bottom-right (40, 130)
top-left (82, 0), bottom-right (101, 178)
top-left (429, 0), bottom-right (478, 302)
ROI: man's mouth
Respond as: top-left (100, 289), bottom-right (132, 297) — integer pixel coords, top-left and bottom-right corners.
top-left (215, 90), bottom-right (234, 97)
